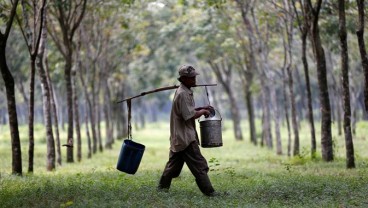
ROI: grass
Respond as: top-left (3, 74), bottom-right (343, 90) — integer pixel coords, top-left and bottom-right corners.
top-left (1, 120), bottom-right (368, 207)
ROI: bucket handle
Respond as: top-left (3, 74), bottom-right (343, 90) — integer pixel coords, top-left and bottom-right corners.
top-left (213, 109), bottom-right (222, 120)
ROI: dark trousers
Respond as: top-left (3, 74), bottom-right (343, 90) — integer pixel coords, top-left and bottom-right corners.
top-left (158, 142), bottom-right (215, 195)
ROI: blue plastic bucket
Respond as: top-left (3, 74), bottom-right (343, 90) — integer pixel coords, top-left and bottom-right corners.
top-left (116, 139), bottom-right (145, 174)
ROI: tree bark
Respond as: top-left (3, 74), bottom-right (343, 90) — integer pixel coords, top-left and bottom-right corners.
top-left (339, 0), bottom-right (355, 168)
top-left (308, 0), bottom-right (333, 161)
top-left (37, 56), bottom-right (56, 171)
top-left (287, 65), bottom-right (300, 156)
top-left (96, 91), bottom-right (103, 152)
top-left (235, 0), bottom-right (256, 144)
top-left (49, 0), bottom-right (87, 163)
top-left (72, 69), bottom-right (82, 162)
top-left (282, 2), bottom-right (300, 156)
top-left (0, 0), bottom-right (22, 175)
top-left (85, 99), bottom-right (92, 158)
top-left (282, 66), bottom-right (292, 157)
top-left (245, 87), bottom-right (256, 145)
top-left (28, 60), bottom-right (36, 172)
top-left (355, 0), bottom-right (368, 112)
top-left (0, 45), bottom-right (22, 175)
top-left (78, 58), bottom-right (97, 154)
top-left (36, 4), bottom-right (56, 171)
top-left (271, 82), bottom-right (282, 155)
top-left (65, 54), bottom-right (74, 162)
top-left (104, 80), bottom-right (113, 149)
top-left (45, 54), bottom-right (61, 165)
top-left (302, 34), bottom-right (317, 158)
top-left (260, 79), bottom-right (273, 148)
top-left (291, 0), bottom-right (317, 159)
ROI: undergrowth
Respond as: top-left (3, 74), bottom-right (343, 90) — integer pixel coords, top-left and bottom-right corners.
top-left (1, 121), bottom-right (368, 207)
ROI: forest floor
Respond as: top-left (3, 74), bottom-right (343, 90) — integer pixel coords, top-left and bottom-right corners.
top-left (1, 121), bottom-right (368, 207)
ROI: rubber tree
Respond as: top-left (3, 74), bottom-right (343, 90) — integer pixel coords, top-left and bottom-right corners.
top-left (307, 0), bottom-right (333, 161)
top-left (232, 0), bottom-right (257, 145)
top-left (18, 0), bottom-right (49, 172)
top-left (36, 3), bottom-right (56, 170)
top-left (233, 0), bottom-right (277, 148)
top-left (0, 0), bottom-right (22, 175)
top-left (280, 0), bottom-right (300, 156)
top-left (48, 0), bottom-right (87, 162)
top-left (291, 0), bottom-right (317, 159)
top-left (355, 0), bottom-right (368, 112)
top-left (338, 0), bottom-right (355, 169)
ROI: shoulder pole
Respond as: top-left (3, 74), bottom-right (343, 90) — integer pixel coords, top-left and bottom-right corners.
top-left (116, 84), bottom-right (217, 103)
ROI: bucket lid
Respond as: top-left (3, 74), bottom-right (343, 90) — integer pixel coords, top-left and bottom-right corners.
top-left (199, 108), bottom-right (222, 122)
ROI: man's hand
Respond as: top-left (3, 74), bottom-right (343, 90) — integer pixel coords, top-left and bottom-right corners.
top-left (202, 109), bottom-right (210, 118)
top-left (193, 109), bottom-right (210, 119)
top-left (195, 105), bottom-right (214, 111)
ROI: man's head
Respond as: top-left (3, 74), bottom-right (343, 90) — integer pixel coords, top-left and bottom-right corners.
top-left (178, 65), bottom-right (199, 78)
top-left (178, 65), bottom-right (198, 88)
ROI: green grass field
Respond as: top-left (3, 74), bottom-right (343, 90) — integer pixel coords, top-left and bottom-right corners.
top-left (1, 120), bottom-right (368, 207)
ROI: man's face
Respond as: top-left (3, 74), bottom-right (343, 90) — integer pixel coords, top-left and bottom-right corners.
top-left (182, 76), bottom-right (196, 87)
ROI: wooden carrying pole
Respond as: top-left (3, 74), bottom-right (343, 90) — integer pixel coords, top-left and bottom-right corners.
top-left (116, 84), bottom-right (217, 103)
top-left (118, 83), bottom-right (216, 139)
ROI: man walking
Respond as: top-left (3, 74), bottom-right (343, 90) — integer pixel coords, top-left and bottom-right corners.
top-left (158, 65), bottom-right (219, 197)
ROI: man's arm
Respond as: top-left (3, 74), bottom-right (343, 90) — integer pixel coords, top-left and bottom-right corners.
top-left (193, 109), bottom-right (210, 119)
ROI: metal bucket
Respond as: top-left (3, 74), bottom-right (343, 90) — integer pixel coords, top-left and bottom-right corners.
top-left (116, 139), bottom-right (145, 174)
top-left (199, 109), bottom-right (223, 148)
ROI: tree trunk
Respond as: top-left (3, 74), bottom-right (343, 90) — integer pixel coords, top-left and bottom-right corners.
top-left (49, 0), bottom-right (87, 163)
top-left (282, 66), bottom-right (292, 157)
top-left (245, 85), bottom-right (256, 145)
top-left (261, 80), bottom-right (272, 148)
top-left (45, 55), bottom-right (61, 165)
top-left (85, 99), bottom-right (92, 158)
top-left (79, 64), bottom-right (97, 154)
top-left (294, 68), bottom-right (306, 122)
top-left (301, 34), bottom-right (317, 158)
top-left (209, 60), bottom-right (243, 141)
top-left (28, 60), bottom-right (36, 172)
top-left (72, 70), bottom-right (82, 162)
top-left (241, 47), bottom-right (257, 145)
top-left (104, 81), bottom-right (113, 149)
top-left (282, 0), bottom-right (299, 156)
top-left (98, 101), bottom-right (103, 152)
top-left (337, 94), bottom-right (343, 136)
top-left (271, 83), bottom-right (282, 155)
top-left (36, 7), bottom-right (56, 171)
top-left (96, 79), bottom-right (103, 152)
top-left (355, 0), bottom-right (368, 112)
top-left (309, 0), bottom-right (333, 161)
top-left (37, 53), bottom-right (56, 171)
top-left (292, 0), bottom-right (316, 159)
top-left (0, 45), bottom-right (23, 175)
top-left (339, 0), bottom-right (355, 168)
top-left (116, 86), bottom-right (128, 140)
top-left (287, 66), bottom-right (300, 156)
top-left (0, 9), bottom-right (22, 174)
top-left (65, 54), bottom-right (74, 163)
top-left (91, 73), bottom-right (98, 153)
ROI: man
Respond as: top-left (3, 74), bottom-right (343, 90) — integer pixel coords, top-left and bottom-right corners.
top-left (157, 65), bottom-right (218, 197)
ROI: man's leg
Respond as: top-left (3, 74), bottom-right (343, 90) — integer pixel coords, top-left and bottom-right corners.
top-left (158, 150), bottom-right (184, 190)
top-left (182, 142), bottom-right (215, 196)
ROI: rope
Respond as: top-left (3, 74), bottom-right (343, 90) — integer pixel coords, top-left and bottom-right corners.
top-left (127, 99), bottom-right (132, 140)
top-left (205, 86), bottom-right (211, 106)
